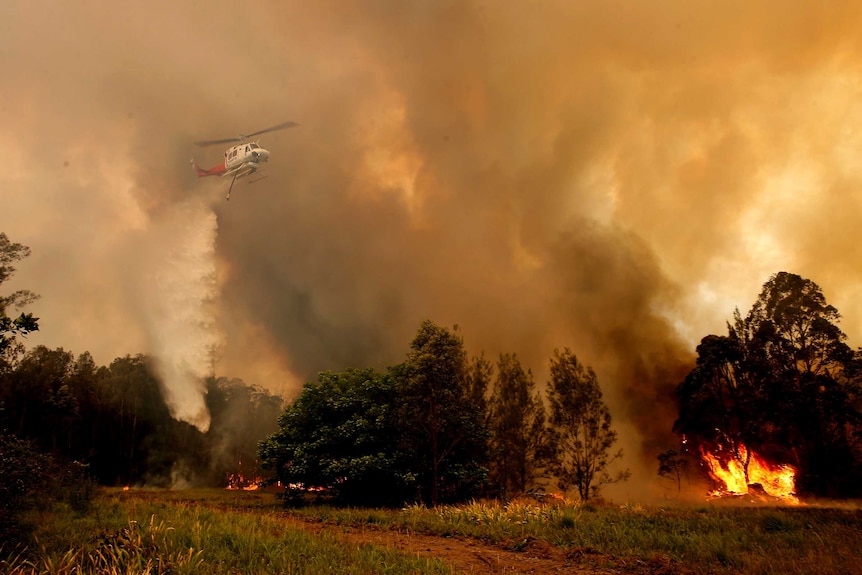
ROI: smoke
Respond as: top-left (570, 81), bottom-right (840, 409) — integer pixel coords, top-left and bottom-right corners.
top-left (134, 199), bottom-right (221, 431)
top-left (4, 0), bottom-right (862, 495)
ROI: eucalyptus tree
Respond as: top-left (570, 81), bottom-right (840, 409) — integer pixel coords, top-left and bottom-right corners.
top-left (546, 349), bottom-right (629, 501)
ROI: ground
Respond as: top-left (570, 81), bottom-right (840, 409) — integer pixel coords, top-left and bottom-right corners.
top-left (283, 514), bottom-right (684, 575)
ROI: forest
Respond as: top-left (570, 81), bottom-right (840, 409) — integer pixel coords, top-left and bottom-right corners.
top-left (3, 230), bottom-right (862, 540)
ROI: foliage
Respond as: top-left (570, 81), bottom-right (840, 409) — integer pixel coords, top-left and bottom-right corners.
top-left (260, 321), bottom-right (493, 508)
top-left (259, 368), bottom-right (408, 506)
top-left (0, 233), bottom-right (39, 367)
top-left (0, 433), bottom-right (96, 544)
top-left (0, 433), bottom-right (53, 543)
top-left (656, 449), bottom-right (690, 494)
top-left (487, 353), bottom-right (551, 499)
top-left (0, 346), bottom-right (283, 489)
top-left (205, 376), bottom-right (284, 486)
top-left (465, 352), bottom-right (493, 426)
top-left (674, 272), bottom-right (862, 497)
top-left (395, 320), bottom-right (490, 506)
top-left (546, 349), bottom-right (630, 501)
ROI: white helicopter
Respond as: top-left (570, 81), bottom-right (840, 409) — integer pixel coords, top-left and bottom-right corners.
top-left (191, 121), bottom-right (298, 200)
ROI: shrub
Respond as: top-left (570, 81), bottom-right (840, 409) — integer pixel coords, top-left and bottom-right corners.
top-left (0, 433), bottom-right (96, 542)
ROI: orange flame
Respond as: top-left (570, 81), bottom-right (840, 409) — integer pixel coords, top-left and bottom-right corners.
top-left (226, 472), bottom-right (262, 491)
top-left (700, 443), bottom-right (799, 504)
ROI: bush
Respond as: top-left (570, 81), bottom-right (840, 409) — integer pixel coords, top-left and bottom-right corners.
top-left (0, 433), bottom-right (96, 542)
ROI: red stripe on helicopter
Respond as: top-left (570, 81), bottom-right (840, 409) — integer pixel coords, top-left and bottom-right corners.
top-left (193, 162), bottom-right (227, 177)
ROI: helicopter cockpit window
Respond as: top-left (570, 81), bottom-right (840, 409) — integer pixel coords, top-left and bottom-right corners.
top-left (249, 143), bottom-right (260, 149)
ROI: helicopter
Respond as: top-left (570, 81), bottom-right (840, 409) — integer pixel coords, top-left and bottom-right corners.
top-left (191, 121), bottom-right (298, 200)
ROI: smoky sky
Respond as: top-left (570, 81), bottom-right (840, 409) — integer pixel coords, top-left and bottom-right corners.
top-left (3, 0), bottom-right (862, 497)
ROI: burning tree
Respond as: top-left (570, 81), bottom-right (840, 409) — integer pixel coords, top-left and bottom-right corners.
top-left (674, 272), bottom-right (862, 498)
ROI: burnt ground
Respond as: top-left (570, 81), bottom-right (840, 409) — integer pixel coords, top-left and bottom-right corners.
top-left (280, 514), bottom-right (687, 575)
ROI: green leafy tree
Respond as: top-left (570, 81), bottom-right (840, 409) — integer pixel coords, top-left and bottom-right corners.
top-left (259, 368), bottom-right (407, 506)
top-left (547, 349), bottom-right (629, 501)
top-left (394, 320), bottom-right (489, 506)
top-left (0, 233), bottom-right (39, 366)
top-left (488, 353), bottom-right (550, 499)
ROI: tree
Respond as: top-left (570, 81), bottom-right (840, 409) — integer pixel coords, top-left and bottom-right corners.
top-left (259, 368), bottom-right (407, 506)
top-left (488, 353), bottom-right (550, 499)
top-left (546, 349), bottom-right (629, 501)
top-left (1, 346), bottom-right (76, 450)
top-left (206, 377), bottom-right (284, 487)
top-left (465, 352), bottom-right (493, 426)
top-left (657, 449), bottom-right (690, 495)
top-left (394, 320), bottom-right (489, 506)
top-left (673, 272), bottom-right (862, 497)
top-left (0, 233), bottom-right (39, 365)
top-left (673, 330), bottom-right (760, 481)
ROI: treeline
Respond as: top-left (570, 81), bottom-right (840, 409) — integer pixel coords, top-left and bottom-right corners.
top-left (259, 320), bottom-right (629, 507)
top-left (4, 230), bottom-right (862, 511)
top-left (0, 348), bottom-right (284, 487)
top-left (259, 273), bottom-right (862, 507)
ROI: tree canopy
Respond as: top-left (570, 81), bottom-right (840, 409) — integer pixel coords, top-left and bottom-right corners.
top-left (547, 348), bottom-right (629, 501)
top-left (258, 368), bottom-right (407, 506)
top-left (0, 233), bottom-right (39, 364)
top-left (488, 353), bottom-right (550, 499)
top-left (673, 272), bottom-right (862, 497)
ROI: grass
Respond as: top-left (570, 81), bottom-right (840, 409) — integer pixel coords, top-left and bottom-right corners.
top-left (5, 488), bottom-right (862, 574)
top-left (4, 490), bottom-right (454, 575)
top-left (286, 495), bottom-right (862, 574)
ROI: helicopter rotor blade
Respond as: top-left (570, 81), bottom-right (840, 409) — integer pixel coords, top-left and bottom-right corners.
top-left (194, 121), bottom-right (299, 147)
top-left (194, 136), bottom-right (242, 147)
top-left (241, 121), bottom-right (299, 139)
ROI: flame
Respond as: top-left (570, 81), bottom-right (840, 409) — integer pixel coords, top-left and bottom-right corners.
top-left (226, 472), bottom-right (263, 491)
top-left (225, 458), bottom-right (265, 491)
top-left (700, 443), bottom-right (799, 504)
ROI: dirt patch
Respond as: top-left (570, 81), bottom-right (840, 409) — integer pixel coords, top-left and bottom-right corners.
top-left (281, 515), bottom-right (685, 574)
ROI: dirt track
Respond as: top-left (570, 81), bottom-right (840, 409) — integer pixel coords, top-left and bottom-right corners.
top-left (283, 514), bottom-right (682, 575)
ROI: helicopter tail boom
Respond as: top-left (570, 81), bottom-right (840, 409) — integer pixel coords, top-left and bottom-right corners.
top-left (191, 159), bottom-right (227, 177)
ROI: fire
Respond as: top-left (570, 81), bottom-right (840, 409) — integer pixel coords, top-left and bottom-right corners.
top-left (226, 472), bottom-right (263, 491)
top-left (225, 458), bottom-right (265, 491)
top-left (700, 443), bottom-right (799, 504)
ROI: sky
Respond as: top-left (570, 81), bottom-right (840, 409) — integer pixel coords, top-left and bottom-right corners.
top-left (2, 0), bottom-right (862, 499)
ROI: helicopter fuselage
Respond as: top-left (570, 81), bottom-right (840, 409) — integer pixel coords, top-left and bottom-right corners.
top-left (225, 141), bottom-right (270, 173)
top-left (192, 141), bottom-right (271, 180)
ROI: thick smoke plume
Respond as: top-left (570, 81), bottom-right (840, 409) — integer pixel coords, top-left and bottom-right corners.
top-left (3, 0), bottom-right (862, 496)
